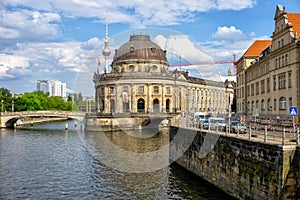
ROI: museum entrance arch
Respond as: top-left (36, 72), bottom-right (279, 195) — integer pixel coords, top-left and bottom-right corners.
top-left (137, 98), bottom-right (145, 113)
top-left (153, 98), bottom-right (160, 113)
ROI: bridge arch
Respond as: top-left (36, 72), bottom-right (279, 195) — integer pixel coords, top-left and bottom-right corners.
top-left (5, 117), bottom-right (21, 127)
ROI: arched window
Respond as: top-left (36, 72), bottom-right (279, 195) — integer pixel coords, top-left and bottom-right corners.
top-left (151, 65), bottom-right (158, 71)
top-left (110, 99), bottom-right (115, 113)
top-left (289, 97), bottom-right (293, 107)
top-left (166, 99), bottom-right (170, 113)
top-left (261, 99), bottom-right (265, 111)
top-left (279, 97), bottom-right (286, 110)
top-left (128, 65), bottom-right (135, 72)
top-left (100, 99), bottom-right (105, 112)
top-left (267, 98), bottom-right (271, 111)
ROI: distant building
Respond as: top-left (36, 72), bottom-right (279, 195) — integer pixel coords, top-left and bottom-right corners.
top-left (37, 80), bottom-right (67, 98)
top-left (236, 5), bottom-right (300, 120)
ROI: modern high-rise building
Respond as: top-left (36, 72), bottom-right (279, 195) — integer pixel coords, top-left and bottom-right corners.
top-left (236, 5), bottom-right (300, 121)
top-left (37, 80), bottom-right (67, 98)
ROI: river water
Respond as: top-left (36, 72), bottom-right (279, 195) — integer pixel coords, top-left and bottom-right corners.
top-left (0, 120), bottom-right (235, 200)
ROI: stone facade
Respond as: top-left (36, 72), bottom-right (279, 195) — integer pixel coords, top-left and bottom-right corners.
top-left (170, 126), bottom-right (300, 200)
top-left (93, 34), bottom-right (234, 117)
top-left (236, 5), bottom-right (300, 121)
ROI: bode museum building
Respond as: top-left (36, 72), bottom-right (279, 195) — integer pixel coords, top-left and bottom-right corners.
top-left (86, 34), bottom-right (234, 130)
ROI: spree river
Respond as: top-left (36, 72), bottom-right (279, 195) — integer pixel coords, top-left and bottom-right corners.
top-left (0, 120), bottom-right (235, 200)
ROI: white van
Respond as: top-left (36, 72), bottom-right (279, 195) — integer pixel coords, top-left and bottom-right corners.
top-left (208, 117), bottom-right (226, 131)
top-left (193, 112), bottom-right (206, 119)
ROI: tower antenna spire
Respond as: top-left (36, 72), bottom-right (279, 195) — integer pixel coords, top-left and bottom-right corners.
top-left (102, 9), bottom-right (111, 73)
top-left (105, 9), bottom-right (108, 42)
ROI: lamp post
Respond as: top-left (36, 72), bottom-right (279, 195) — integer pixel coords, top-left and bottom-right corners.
top-left (1, 100), bottom-right (3, 113)
top-left (12, 100), bottom-right (14, 112)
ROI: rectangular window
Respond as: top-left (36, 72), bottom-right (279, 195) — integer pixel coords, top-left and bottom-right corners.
top-left (274, 99), bottom-right (277, 110)
top-left (256, 82), bottom-right (259, 95)
top-left (247, 86), bottom-right (250, 97)
top-left (251, 84), bottom-right (254, 96)
top-left (273, 76), bottom-right (276, 90)
top-left (278, 74), bottom-right (286, 89)
top-left (123, 86), bottom-right (129, 93)
top-left (285, 54), bottom-right (289, 65)
top-left (242, 87), bottom-right (244, 98)
top-left (266, 78), bottom-right (270, 92)
top-left (109, 87), bottom-right (114, 94)
top-left (288, 71), bottom-right (292, 88)
top-left (280, 97), bottom-right (286, 110)
top-left (100, 87), bottom-right (104, 95)
top-left (138, 86), bottom-right (144, 93)
top-left (166, 87), bottom-right (171, 94)
top-left (153, 86), bottom-right (159, 93)
top-left (261, 80), bottom-right (265, 94)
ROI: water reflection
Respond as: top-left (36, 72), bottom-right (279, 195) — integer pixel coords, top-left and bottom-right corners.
top-left (0, 121), bottom-right (236, 200)
top-left (80, 129), bottom-right (170, 173)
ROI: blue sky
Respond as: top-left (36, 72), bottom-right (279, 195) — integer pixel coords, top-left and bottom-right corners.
top-left (0, 0), bottom-right (299, 96)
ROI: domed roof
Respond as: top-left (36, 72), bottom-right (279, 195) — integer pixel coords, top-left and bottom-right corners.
top-left (112, 34), bottom-right (168, 64)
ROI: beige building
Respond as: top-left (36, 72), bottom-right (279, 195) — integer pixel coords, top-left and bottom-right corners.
top-left (93, 34), bottom-right (234, 117)
top-left (236, 5), bottom-right (300, 121)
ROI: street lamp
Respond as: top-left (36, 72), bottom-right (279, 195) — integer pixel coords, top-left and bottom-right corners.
top-left (12, 100), bottom-right (14, 112)
top-left (1, 100), bottom-right (3, 113)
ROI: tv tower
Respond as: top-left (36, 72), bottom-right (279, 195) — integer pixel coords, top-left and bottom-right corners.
top-left (102, 10), bottom-right (111, 73)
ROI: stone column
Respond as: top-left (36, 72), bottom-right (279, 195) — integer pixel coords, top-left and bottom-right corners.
top-left (115, 84), bottom-right (118, 113)
top-left (162, 84), bottom-right (165, 112)
top-left (104, 86), bottom-right (108, 113)
top-left (186, 86), bottom-right (190, 114)
top-left (131, 84), bottom-right (134, 112)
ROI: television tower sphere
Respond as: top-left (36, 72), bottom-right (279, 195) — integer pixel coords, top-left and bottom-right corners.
top-left (102, 45), bottom-right (111, 57)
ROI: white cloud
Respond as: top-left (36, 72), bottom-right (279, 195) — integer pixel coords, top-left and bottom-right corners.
top-left (0, 54), bottom-right (30, 79)
top-left (0, 9), bottom-right (61, 41)
top-left (216, 0), bottom-right (256, 10)
top-left (212, 26), bottom-right (246, 40)
top-left (81, 37), bottom-right (103, 50)
top-left (0, 39), bottom-right (104, 80)
top-left (153, 34), bottom-right (219, 78)
top-left (2, 0), bottom-right (256, 27)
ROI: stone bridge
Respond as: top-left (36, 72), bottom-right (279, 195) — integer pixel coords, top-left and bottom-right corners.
top-left (0, 111), bottom-right (85, 128)
top-left (85, 112), bottom-right (182, 131)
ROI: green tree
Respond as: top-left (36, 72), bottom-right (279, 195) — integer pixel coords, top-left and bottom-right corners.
top-left (0, 88), bottom-right (13, 112)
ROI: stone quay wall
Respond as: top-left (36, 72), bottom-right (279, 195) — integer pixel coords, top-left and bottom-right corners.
top-left (169, 126), bottom-right (300, 200)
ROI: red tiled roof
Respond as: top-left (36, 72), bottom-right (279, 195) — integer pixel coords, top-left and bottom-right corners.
top-left (243, 40), bottom-right (272, 57)
top-left (287, 13), bottom-right (300, 35)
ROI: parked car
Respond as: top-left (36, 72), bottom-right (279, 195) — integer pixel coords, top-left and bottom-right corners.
top-left (209, 118), bottom-right (226, 131)
top-left (230, 121), bottom-right (246, 133)
top-left (200, 119), bottom-right (209, 129)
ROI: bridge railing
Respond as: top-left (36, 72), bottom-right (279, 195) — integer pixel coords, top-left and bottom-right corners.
top-left (0, 110), bottom-right (85, 117)
top-left (181, 117), bottom-right (300, 146)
